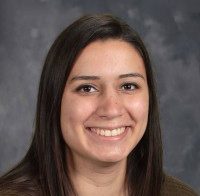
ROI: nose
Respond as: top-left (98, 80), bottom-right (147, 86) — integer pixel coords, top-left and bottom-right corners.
top-left (96, 90), bottom-right (125, 120)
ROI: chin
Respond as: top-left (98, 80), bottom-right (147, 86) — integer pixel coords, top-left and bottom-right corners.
top-left (93, 150), bottom-right (129, 163)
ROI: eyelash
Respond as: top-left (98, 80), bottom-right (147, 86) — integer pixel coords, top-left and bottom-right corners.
top-left (75, 84), bottom-right (98, 93)
top-left (75, 83), bottom-right (139, 94)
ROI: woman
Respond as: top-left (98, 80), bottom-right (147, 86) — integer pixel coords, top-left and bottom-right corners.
top-left (0, 14), bottom-right (198, 196)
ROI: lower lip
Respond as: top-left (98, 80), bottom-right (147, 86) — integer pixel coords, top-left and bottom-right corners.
top-left (85, 127), bottom-right (130, 142)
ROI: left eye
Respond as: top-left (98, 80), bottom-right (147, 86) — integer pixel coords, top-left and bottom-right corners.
top-left (121, 83), bottom-right (137, 91)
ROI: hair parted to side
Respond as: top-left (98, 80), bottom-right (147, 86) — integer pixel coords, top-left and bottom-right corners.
top-left (0, 14), bottom-right (164, 196)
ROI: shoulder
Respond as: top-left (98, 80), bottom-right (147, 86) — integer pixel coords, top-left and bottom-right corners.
top-left (0, 160), bottom-right (42, 196)
top-left (0, 180), bottom-right (41, 196)
top-left (162, 175), bottom-right (199, 196)
top-left (0, 172), bottom-right (41, 196)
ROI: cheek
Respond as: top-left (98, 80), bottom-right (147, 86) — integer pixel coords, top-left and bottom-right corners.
top-left (61, 94), bottom-right (96, 127)
top-left (60, 94), bottom-right (98, 152)
top-left (126, 94), bottom-right (149, 121)
top-left (133, 101), bottom-right (148, 118)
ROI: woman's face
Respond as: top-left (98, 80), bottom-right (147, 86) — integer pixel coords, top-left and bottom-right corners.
top-left (60, 39), bottom-right (149, 163)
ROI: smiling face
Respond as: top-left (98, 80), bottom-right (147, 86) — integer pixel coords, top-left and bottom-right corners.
top-left (60, 39), bottom-right (149, 164)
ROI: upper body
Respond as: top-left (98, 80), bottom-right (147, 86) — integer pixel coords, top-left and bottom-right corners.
top-left (0, 174), bottom-right (199, 196)
top-left (0, 14), bottom-right (198, 196)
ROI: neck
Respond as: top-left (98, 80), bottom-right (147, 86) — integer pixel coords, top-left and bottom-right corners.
top-left (67, 152), bottom-right (128, 196)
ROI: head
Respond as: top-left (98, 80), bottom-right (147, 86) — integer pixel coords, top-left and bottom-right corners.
top-left (31, 14), bottom-right (163, 195)
top-left (60, 38), bottom-right (149, 166)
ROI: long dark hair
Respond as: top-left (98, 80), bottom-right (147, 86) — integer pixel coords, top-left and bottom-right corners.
top-left (0, 14), bottom-right (164, 196)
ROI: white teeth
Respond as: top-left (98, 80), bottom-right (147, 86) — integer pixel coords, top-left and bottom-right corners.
top-left (100, 130), bottom-right (105, 136)
top-left (111, 129), bottom-right (117, 136)
top-left (90, 127), bottom-right (126, 137)
top-left (105, 130), bottom-right (111, 136)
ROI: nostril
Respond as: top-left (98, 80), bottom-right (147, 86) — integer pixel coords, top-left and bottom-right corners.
top-left (96, 105), bottom-right (124, 118)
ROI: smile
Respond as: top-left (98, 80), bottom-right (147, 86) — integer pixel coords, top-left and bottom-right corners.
top-left (89, 127), bottom-right (126, 137)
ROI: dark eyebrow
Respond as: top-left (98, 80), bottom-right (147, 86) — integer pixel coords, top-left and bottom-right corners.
top-left (70, 73), bottom-right (145, 83)
top-left (118, 73), bottom-right (145, 80)
top-left (70, 75), bottom-right (100, 82)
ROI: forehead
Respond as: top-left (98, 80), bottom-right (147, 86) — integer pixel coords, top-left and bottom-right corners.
top-left (68, 39), bottom-right (146, 79)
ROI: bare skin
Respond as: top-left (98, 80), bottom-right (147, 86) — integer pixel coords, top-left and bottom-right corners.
top-left (68, 152), bottom-right (128, 196)
top-left (61, 39), bottom-right (149, 195)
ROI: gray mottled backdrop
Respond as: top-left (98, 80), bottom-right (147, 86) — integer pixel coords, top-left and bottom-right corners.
top-left (0, 0), bottom-right (200, 192)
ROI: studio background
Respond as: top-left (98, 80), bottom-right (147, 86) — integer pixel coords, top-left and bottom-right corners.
top-left (0, 0), bottom-right (199, 192)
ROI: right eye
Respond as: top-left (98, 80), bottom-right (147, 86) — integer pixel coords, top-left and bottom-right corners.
top-left (75, 84), bottom-right (98, 93)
